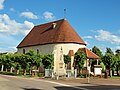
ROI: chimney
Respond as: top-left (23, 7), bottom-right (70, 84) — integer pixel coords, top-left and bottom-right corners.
top-left (52, 23), bottom-right (57, 28)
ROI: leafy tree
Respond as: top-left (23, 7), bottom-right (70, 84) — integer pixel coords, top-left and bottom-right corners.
top-left (115, 49), bottom-right (120, 76)
top-left (8, 54), bottom-right (16, 73)
top-left (103, 50), bottom-right (117, 77)
top-left (74, 51), bottom-right (86, 75)
top-left (5, 54), bottom-right (12, 72)
top-left (35, 54), bottom-right (43, 69)
top-left (64, 55), bottom-right (71, 67)
top-left (0, 55), bottom-right (6, 72)
top-left (25, 50), bottom-right (36, 74)
top-left (92, 46), bottom-right (103, 66)
top-left (14, 54), bottom-right (22, 74)
top-left (64, 55), bottom-right (71, 69)
top-left (42, 54), bottom-right (54, 69)
top-left (116, 49), bottom-right (120, 55)
top-left (64, 55), bottom-right (71, 64)
top-left (92, 46), bottom-right (103, 58)
top-left (25, 50), bottom-right (43, 74)
top-left (105, 48), bottom-right (114, 55)
top-left (19, 54), bottom-right (30, 75)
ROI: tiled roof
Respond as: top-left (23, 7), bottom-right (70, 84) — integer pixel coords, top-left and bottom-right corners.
top-left (17, 19), bottom-right (86, 48)
top-left (78, 48), bottom-right (99, 59)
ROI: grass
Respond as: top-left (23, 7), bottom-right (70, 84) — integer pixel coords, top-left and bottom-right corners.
top-left (109, 76), bottom-right (120, 79)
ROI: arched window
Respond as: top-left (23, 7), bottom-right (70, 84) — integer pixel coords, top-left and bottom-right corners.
top-left (37, 49), bottom-right (39, 54)
top-left (23, 49), bottom-right (25, 54)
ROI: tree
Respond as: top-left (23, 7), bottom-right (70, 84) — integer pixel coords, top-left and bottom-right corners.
top-left (42, 54), bottom-right (54, 69)
top-left (4, 54), bottom-right (15, 72)
top-left (64, 55), bottom-right (71, 64)
top-left (0, 55), bottom-right (6, 72)
top-left (103, 48), bottom-right (117, 77)
top-left (92, 46), bottom-right (103, 58)
top-left (74, 51), bottom-right (86, 75)
top-left (14, 54), bottom-right (22, 74)
top-left (115, 49), bottom-right (120, 76)
top-left (25, 50), bottom-right (36, 74)
top-left (115, 49), bottom-right (120, 56)
top-left (7, 54), bottom-right (16, 73)
top-left (64, 55), bottom-right (71, 69)
top-left (19, 54), bottom-right (30, 75)
top-left (25, 50), bottom-right (43, 75)
top-left (35, 54), bottom-right (43, 69)
top-left (105, 48), bottom-right (114, 55)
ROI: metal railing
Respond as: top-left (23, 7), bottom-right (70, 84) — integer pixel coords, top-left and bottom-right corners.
top-left (45, 69), bottom-right (77, 78)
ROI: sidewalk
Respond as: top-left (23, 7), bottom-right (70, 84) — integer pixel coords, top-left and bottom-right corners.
top-left (50, 78), bottom-right (120, 90)
top-left (51, 77), bottom-right (120, 86)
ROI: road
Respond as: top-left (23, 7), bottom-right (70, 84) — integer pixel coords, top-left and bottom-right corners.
top-left (1, 75), bottom-right (120, 90)
top-left (0, 75), bottom-right (85, 90)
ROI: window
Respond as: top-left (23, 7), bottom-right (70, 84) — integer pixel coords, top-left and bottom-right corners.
top-left (23, 49), bottom-right (25, 54)
top-left (37, 49), bottom-right (39, 54)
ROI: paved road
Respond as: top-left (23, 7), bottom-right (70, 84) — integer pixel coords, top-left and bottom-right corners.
top-left (0, 75), bottom-right (85, 90)
top-left (1, 75), bottom-right (120, 90)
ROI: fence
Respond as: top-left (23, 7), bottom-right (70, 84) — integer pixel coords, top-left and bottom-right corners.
top-left (45, 69), bottom-right (77, 78)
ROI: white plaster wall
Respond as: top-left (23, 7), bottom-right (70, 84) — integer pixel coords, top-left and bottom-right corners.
top-left (17, 43), bottom-right (86, 55)
top-left (17, 44), bottom-right (55, 55)
top-left (17, 43), bottom-right (86, 75)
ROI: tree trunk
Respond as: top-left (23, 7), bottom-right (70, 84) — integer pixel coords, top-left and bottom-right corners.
top-left (1, 64), bottom-right (4, 72)
top-left (38, 67), bottom-right (40, 73)
top-left (29, 69), bottom-right (32, 75)
top-left (116, 67), bottom-right (119, 76)
top-left (17, 70), bottom-right (19, 74)
top-left (112, 70), bottom-right (114, 76)
top-left (10, 67), bottom-right (13, 73)
top-left (110, 70), bottom-right (112, 77)
top-left (29, 67), bottom-right (32, 75)
top-left (78, 67), bottom-right (80, 76)
top-left (108, 66), bottom-right (110, 76)
top-left (118, 70), bottom-right (120, 76)
top-left (6, 68), bottom-right (8, 72)
top-left (24, 69), bottom-right (26, 75)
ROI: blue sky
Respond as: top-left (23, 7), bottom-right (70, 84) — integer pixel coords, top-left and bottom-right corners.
top-left (0, 0), bottom-right (120, 54)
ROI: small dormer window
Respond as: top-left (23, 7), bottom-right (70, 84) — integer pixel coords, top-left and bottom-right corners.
top-left (52, 23), bottom-right (57, 28)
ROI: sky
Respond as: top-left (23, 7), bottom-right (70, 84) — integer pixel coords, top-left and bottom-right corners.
top-left (0, 0), bottom-right (120, 54)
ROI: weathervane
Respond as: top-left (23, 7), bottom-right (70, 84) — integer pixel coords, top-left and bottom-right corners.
top-left (64, 9), bottom-right (66, 19)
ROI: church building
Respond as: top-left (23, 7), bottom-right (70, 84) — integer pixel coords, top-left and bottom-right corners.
top-left (17, 19), bottom-right (99, 76)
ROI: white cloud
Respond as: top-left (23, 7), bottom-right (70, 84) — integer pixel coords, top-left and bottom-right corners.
top-left (115, 46), bottom-right (120, 50)
top-left (0, 0), bottom-right (4, 10)
top-left (43, 11), bottom-right (55, 20)
top-left (85, 41), bottom-right (90, 45)
top-left (83, 36), bottom-right (93, 39)
top-left (0, 47), bottom-right (17, 53)
top-left (0, 14), bottom-right (34, 35)
top-left (20, 11), bottom-right (38, 19)
top-left (95, 30), bottom-right (120, 44)
top-left (10, 8), bottom-right (15, 12)
top-left (0, 33), bottom-right (18, 53)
